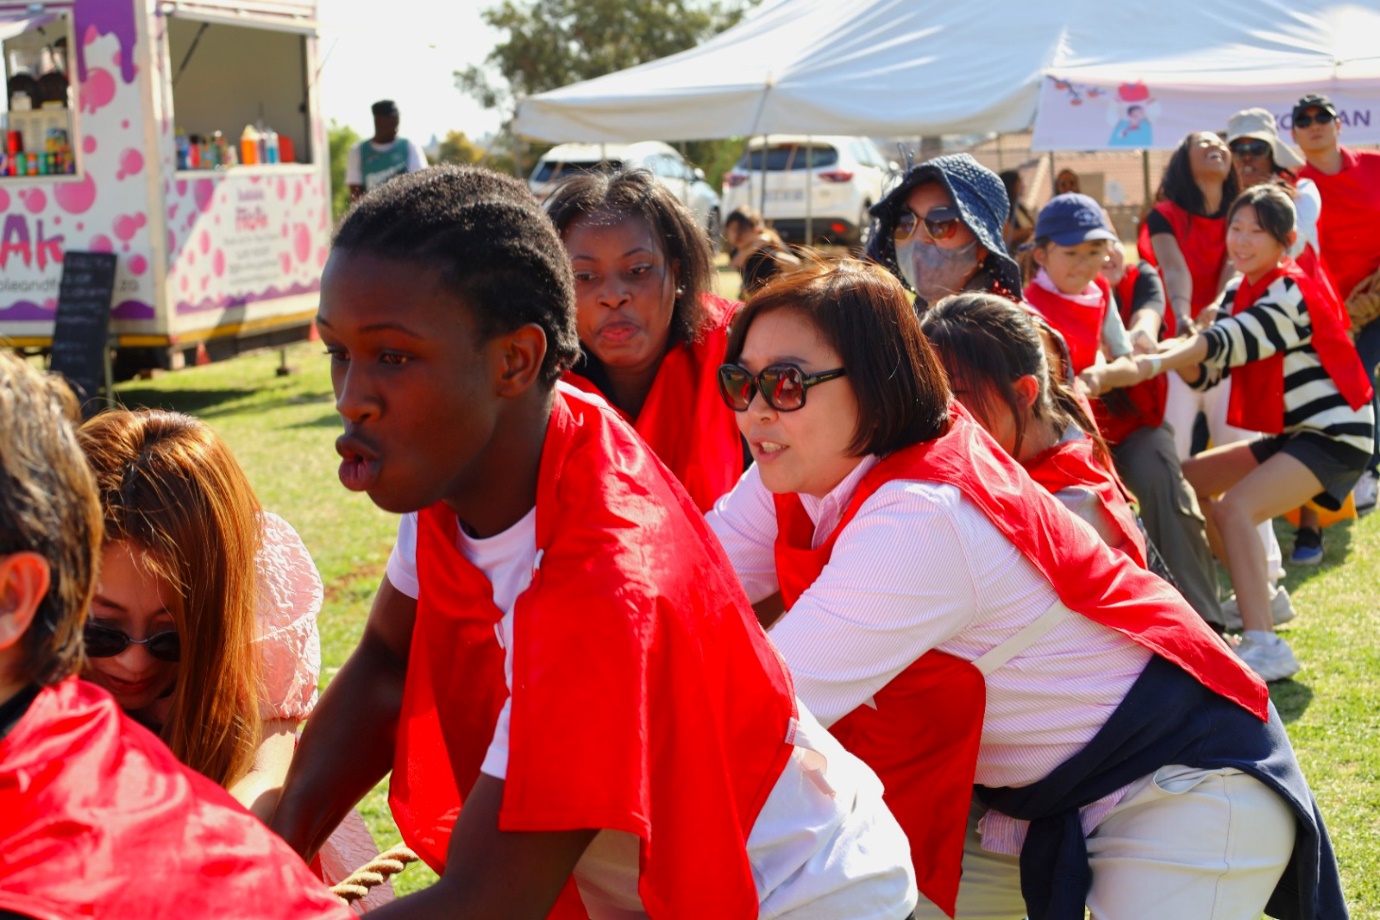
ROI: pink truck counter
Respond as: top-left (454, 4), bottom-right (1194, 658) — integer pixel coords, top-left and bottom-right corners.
top-left (1, 0), bottom-right (329, 368)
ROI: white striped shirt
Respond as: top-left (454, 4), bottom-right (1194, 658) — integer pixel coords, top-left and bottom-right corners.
top-left (1196, 275), bottom-right (1374, 457)
top-left (708, 459), bottom-right (1154, 851)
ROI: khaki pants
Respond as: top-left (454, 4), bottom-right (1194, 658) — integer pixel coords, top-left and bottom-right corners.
top-left (913, 768), bottom-right (1295, 920)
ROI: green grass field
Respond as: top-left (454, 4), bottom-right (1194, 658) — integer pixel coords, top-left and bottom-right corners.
top-left (110, 341), bottom-right (1380, 912)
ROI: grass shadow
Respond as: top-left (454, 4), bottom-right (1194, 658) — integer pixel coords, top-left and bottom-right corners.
top-left (1268, 678), bottom-right (1315, 723)
top-left (286, 410), bottom-right (344, 430)
top-left (114, 386), bottom-right (260, 416)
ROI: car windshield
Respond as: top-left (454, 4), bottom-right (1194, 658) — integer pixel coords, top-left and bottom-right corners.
top-left (736, 145), bottom-right (839, 171)
top-left (531, 158), bottom-right (624, 183)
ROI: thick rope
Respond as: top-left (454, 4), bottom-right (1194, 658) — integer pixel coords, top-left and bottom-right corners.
top-left (330, 844), bottom-right (419, 905)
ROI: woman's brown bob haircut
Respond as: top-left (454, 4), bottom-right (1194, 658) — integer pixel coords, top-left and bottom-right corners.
top-left (725, 259), bottom-right (952, 456)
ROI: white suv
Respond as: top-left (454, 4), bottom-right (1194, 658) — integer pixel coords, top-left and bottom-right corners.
top-left (529, 141), bottom-right (722, 242)
top-left (721, 136), bottom-right (896, 247)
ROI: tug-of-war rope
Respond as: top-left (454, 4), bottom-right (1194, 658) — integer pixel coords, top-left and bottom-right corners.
top-left (330, 844), bottom-right (419, 905)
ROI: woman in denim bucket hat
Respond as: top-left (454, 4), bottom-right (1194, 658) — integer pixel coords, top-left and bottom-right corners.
top-left (866, 153), bottom-right (1024, 310)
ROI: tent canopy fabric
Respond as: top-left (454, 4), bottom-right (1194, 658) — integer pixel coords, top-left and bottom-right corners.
top-left (513, 0), bottom-right (1380, 144)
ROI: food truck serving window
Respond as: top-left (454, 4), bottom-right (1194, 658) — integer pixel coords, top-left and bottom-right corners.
top-left (2, 10), bottom-right (78, 180)
top-left (168, 15), bottom-right (313, 169)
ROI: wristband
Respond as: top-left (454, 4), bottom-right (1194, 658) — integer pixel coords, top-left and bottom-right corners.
top-left (1145, 355), bottom-right (1163, 376)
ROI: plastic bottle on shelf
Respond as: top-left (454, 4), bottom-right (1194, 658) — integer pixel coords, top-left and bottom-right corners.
top-left (263, 126), bottom-right (279, 164)
top-left (176, 129), bottom-right (190, 170)
top-left (240, 124), bottom-right (260, 165)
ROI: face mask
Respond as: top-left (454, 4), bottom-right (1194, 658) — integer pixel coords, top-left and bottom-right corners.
top-left (895, 236), bottom-right (979, 306)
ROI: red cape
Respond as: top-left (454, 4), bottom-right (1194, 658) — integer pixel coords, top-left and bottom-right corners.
top-left (0, 678), bottom-right (349, 920)
top-left (1024, 274), bottom-right (1167, 445)
top-left (1023, 433), bottom-right (1148, 568)
top-left (772, 407), bottom-right (1267, 917)
top-left (1138, 200), bottom-right (1228, 334)
top-left (1227, 258), bottom-right (1373, 433)
top-left (1299, 148), bottom-right (1380, 296)
top-left (389, 387), bottom-right (795, 918)
top-left (564, 293), bottom-right (744, 512)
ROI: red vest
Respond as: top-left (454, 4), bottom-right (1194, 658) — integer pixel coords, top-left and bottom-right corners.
top-left (1299, 148), bottom-right (1380, 296)
top-left (0, 678), bottom-right (349, 920)
top-left (1023, 433), bottom-right (1148, 568)
top-left (772, 407), bottom-right (1267, 917)
top-left (564, 293), bottom-right (743, 512)
top-left (1138, 201), bottom-right (1228, 334)
top-left (1227, 258), bottom-right (1374, 433)
top-left (1024, 275), bottom-right (1167, 445)
top-left (1022, 276), bottom-right (1110, 375)
top-left (390, 388), bottom-right (795, 918)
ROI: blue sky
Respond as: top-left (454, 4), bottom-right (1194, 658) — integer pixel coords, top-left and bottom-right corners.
top-left (316, 0), bottom-right (504, 145)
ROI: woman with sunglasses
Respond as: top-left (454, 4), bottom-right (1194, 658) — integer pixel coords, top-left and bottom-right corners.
top-left (547, 167), bottom-right (743, 511)
top-left (866, 153), bottom-right (1024, 311)
top-left (707, 260), bottom-right (1343, 920)
top-left (77, 409), bottom-right (391, 904)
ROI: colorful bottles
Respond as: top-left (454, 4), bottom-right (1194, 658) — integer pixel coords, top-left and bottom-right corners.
top-left (240, 124), bottom-right (260, 165)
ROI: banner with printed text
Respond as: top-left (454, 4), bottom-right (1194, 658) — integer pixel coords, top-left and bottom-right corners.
top-left (1032, 77), bottom-right (1380, 151)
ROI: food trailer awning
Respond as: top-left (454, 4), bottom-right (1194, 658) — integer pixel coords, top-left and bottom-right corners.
top-left (159, 1), bottom-right (317, 35)
top-left (0, 10), bottom-right (59, 43)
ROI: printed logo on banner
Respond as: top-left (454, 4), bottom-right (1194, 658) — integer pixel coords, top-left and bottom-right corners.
top-left (1033, 75), bottom-right (1380, 151)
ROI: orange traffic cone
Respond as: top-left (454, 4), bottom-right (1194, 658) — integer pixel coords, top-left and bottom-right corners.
top-left (195, 341), bottom-right (210, 366)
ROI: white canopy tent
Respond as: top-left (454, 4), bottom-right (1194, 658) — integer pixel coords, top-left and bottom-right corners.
top-left (513, 0), bottom-right (1380, 149)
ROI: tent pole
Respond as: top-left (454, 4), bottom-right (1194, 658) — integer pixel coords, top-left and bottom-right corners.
top-left (759, 135), bottom-right (768, 218)
top-left (1048, 150), bottom-right (1057, 193)
top-left (1141, 150), bottom-right (1152, 206)
top-left (805, 136), bottom-right (814, 247)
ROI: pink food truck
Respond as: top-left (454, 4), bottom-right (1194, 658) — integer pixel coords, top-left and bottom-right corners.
top-left (0, 0), bottom-right (330, 371)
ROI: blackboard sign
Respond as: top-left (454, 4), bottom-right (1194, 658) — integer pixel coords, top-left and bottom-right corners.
top-left (49, 252), bottom-right (117, 414)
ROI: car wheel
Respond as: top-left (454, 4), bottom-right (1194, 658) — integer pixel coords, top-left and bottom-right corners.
top-left (707, 207), bottom-right (722, 252)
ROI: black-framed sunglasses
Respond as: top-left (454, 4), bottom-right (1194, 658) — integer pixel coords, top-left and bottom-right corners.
top-left (1230, 139), bottom-right (1272, 159)
top-left (893, 206), bottom-right (962, 244)
top-left (1294, 110), bottom-right (1334, 129)
top-left (83, 623), bottom-right (181, 662)
top-left (717, 363), bottom-right (847, 412)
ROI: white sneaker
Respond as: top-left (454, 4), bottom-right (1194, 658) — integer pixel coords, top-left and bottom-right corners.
top-left (1235, 634), bottom-right (1300, 682)
top-left (1220, 585), bottom-right (1296, 632)
top-left (1354, 470), bottom-right (1378, 517)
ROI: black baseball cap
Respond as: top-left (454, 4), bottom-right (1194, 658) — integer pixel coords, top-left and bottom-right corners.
top-left (1292, 94), bottom-right (1337, 122)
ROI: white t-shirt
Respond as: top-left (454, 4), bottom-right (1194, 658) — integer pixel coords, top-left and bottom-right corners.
top-left (387, 510), bottom-right (916, 919)
top-left (344, 138), bottom-right (428, 187)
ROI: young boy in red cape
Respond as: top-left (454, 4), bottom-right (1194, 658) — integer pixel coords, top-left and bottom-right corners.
top-left (0, 352), bottom-right (349, 920)
top-left (270, 166), bottom-right (917, 919)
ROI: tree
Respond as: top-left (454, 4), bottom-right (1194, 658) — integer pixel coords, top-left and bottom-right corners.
top-left (327, 120), bottom-right (360, 222)
top-left (435, 130), bottom-right (484, 166)
top-left (457, 0), bottom-right (755, 178)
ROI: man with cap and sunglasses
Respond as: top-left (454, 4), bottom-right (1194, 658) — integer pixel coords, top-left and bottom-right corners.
top-left (866, 153), bottom-right (1024, 311)
top-left (1294, 92), bottom-right (1380, 516)
top-left (345, 99), bottom-right (428, 202)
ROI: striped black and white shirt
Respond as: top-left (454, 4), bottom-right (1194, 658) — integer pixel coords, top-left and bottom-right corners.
top-left (1193, 275), bottom-right (1373, 458)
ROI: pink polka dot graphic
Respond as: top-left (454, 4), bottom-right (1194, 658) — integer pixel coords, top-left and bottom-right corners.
top-left (294, 223), bottom-right (312, 263)
top-left (90, 235), bottom-right (113, 253)
top-left (21, 189), bottom-right (47, 214)
top-left (117, 147), bottom-right (144, 180)
top-left (195, 178), bottom-right (215, 212)
top-left (199, 230), bottom-right (211, 255)
top-left (213, 249), bottom-right (226, 277)
top-left (81, 68), bottom-right (116, 114)
top-left (113, 212), bottom-right (146, 242)
top-left (128, 254), bottom-right (148, 275)
top-left (0, 188), bottom-right (9, 211)
top-left (54, 173), bottom-right (97, 214)
top-left (83, 135), bottom-right (97, 154)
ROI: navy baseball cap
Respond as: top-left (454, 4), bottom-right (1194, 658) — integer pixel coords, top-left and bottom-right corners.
top-left (1035, 193), bottom-right (1118, 247)
top-left (1292, 93), bottom-right (1337, 122)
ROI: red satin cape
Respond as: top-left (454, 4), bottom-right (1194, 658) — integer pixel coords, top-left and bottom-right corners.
top-left (389, 387), bottom-right (795, 918)
top-left (564, 293), bottom-right (743, 512)
top-left (1227, 257), bottom-right (1373, 433)
top-left (0, 678), bottom-right (348, 920)
top-left (771, 407), bottom-right (1267, 916)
